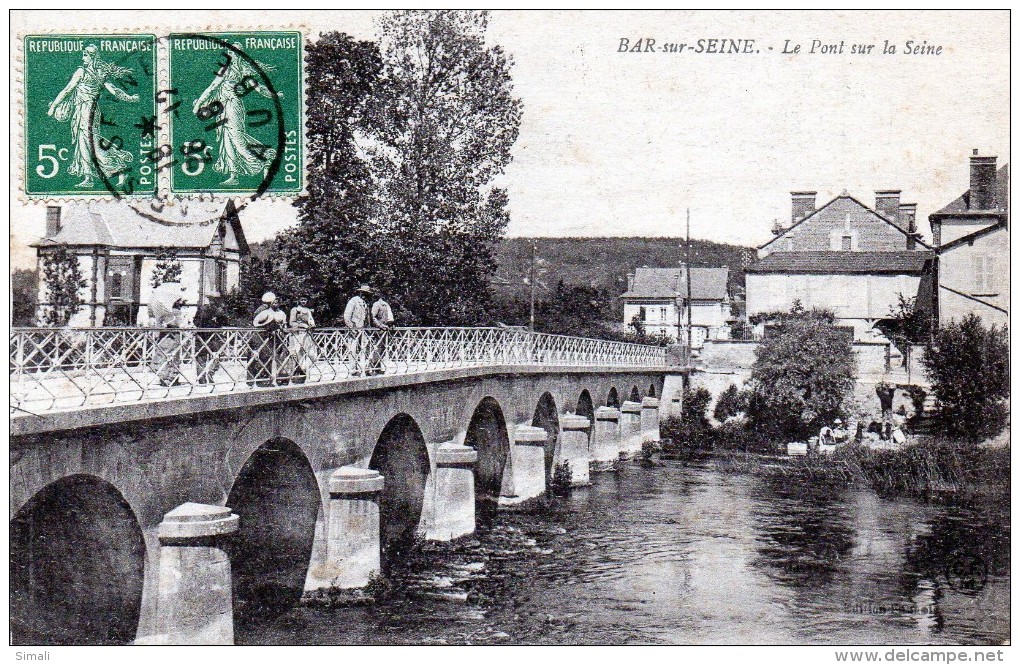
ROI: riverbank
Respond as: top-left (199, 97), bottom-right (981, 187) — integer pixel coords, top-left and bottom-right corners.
top-left (658, 437), bottom-right (1010, 502)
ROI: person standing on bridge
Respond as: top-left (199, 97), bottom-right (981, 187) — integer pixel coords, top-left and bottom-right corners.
top-left (193, 297), bottom-right (233, 385)
top-left (343, 285), bottom-right (372, 377)
top-left (249, 292), bottom-right (286, 387)
top-left (148, 281), bottom-right (188, 388)
top-left (369, 289), bottom-right (394, 375)
top-left (288, 296), bottom-right (317, 384)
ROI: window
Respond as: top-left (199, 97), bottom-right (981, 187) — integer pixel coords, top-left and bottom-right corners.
top-left (785, 236), bottom-right (794, 251)
top-left (974, 255), bottom-right (995, 293)
top-left (108, 272), bottom-right (123, 298)
top-left (638, 306), bottom-right (646, 321)
top-left (215, 262), bottom-right (227, 294)
top-left (841, 235), bottom-right (853, 251)
top-left (660, 307), bottom-right (668, 321)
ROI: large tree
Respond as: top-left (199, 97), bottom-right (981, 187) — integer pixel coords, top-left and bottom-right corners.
top-left (40, 244), bottom-right (86, 326)
top-left (921, 314), bottom-right (1009, 443)
top-left (370, 10), bottom-right (523, 325)
top-left (746, 307), bottom-right (857, 440)
top-left (279, 32), bottom-right (385, 325)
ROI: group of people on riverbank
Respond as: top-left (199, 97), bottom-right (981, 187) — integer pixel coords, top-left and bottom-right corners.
top-left (147, 282), bottom-right (395, 388)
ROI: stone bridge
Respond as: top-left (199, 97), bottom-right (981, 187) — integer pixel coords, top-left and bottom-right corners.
top-left (9, 326), bottom-right (687, 645)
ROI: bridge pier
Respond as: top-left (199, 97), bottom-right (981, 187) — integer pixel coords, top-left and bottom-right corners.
top-left (313, 467), bottom-right (384, 590)
top-left (559, 414), bottom-right (592, 486)
top-left (620, 401), bottom-right (643, 458)
top-left (152, 503), bottom-right (239, 645)
top-left (499, 424), bottom-right (548, 508)
top-left (660, 373), bottom-right (686, 419)
top-left (591, 406), bottom-right (621, 471)
top-left (426, 442), bottom-right (478, 541)
top-left (641, 397), bottom-right (661, 444)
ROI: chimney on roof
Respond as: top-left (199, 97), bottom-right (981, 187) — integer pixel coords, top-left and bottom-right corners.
top-left (899, 203), bottom-right (918, 249)
top-left (626, 271), bottom-right (635, 292)
top-left (874, 190), bottom-right (902, 227)
top-left (791, 191), bottom-right (816, 223)
top-left (46, 205), bottom-right (61, 237)
top-left (969, 150), bottom-right (997, 210)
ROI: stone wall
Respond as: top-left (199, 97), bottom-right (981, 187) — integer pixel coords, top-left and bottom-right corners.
top-left (692, 339), bottom-right (922, 422)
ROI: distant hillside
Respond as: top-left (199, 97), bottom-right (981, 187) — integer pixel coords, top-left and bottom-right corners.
top-left (493, 237), bottom-right (755, 300)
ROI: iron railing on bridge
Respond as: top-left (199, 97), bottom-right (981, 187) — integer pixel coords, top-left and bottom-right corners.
top-left (10, 326), bottom-right (677, 414)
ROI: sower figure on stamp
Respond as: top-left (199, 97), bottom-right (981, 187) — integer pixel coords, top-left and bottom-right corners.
top-left (192, 47), bottom-right (280, 186)
top-left (148, 282), bottom-right (188, 388)
top-left (47, 44), bottom-right (139, 188)
top-left (343, 284), bottom-right (373, 377)
top-left (369, 289), bottom-right (394, 376)
top-left (288, 296), bottom-right (317, 384)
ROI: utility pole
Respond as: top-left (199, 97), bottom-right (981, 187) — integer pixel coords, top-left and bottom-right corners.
top-left (529, 241), bottom-right (537, 332)
top-left (685, 208), bottom-right (693, 354)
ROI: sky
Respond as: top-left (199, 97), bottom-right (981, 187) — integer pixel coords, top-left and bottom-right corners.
top-left (9, 10), bottom-right (1010, 270)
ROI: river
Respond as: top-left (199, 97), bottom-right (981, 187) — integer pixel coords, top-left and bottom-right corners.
top-left (246, 458), bottom-right (1009, 645)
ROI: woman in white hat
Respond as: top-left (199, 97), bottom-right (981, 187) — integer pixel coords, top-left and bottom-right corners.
top-left (248, 292), bottom-right (287, 386)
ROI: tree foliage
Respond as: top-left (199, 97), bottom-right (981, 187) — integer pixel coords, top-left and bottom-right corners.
top-left (281, 32), bottom-right (386, 326)
top-left (150, 247), bottom-right (182, 288)
top-left (921, 314), bottom-right (1009, 443)
top-left (41, 244), bottom-right (86, 326)
top-left (12, 268), bottom-right (38, 326)
top-left (713, 383), bottom-right (749, 422)
top-left (746, 307), bottom-right (857, 440)
top-left (370, 10), bottom-right (523, 325)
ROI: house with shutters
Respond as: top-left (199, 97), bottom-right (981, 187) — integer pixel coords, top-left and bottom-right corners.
top-left (620, 266), bottom-right (731, 346)
top-left (928, 151), bottom-right (1008, 327)
top-left (33, 200), bottom-right (248, 326)
top-left (745, 189), bottom-right (934, 341)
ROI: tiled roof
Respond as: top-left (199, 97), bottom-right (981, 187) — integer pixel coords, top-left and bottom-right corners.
top-left (34, 200), bottom-right (239, 249)
top-left (620, 266), bottom-right (729, 300)
top-left (759, 194), bottom-right (931, 251)
top-left (746, 251), bottom-right (932, 274)
top-left (932, 164), bottom-right (1009, 217)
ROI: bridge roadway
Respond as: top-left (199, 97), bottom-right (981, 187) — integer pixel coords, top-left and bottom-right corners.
top-left (9, 326), bottom-right (687, 645)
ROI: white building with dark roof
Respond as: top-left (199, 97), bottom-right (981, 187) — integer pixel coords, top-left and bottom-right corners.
top-left (620, 266), bottom-right (731, 346)
top-left (33, 200), bottom-right (248, 326)
top-left (745, 190), bottom-right (934, 340)
top-left (928, 151), bottom-right (1009, 327)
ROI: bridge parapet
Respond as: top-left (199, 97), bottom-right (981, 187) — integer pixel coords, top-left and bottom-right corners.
top-left (10, 326), bottom-right (679, 415)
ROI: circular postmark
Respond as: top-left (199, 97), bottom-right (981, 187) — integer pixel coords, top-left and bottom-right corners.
top-left (89, 33), bottom-right (286, 205)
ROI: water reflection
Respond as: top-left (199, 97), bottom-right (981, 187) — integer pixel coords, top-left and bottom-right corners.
top-left (251, 461), bottom-right (1009, 646)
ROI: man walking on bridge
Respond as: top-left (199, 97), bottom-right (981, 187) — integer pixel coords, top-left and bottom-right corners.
top-left (343, 285), bottom-right (373, 376)
top-left (369, 289), bottom-right (394, 375)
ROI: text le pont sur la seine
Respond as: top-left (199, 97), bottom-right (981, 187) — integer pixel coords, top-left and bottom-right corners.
top-left (618, 37), bottom-right (943, 56)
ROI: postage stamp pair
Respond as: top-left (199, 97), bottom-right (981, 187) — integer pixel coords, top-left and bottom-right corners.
top-left (22, 31), bottom-right (303, 198)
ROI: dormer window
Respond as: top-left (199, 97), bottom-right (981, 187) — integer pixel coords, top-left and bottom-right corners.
top-left (841, 235), bottom-right (853, 251)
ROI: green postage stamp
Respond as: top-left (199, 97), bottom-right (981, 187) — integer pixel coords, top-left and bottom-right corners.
top-left (168, 32), bottom-right (304, 196)
top-left (23, 34), bottom-right (157, 197)
top-left (21, 31), bottom-right (303, 198)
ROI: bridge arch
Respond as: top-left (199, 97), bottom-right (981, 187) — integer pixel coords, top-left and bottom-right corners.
top-left (607, 386), bottom-right (620, 408)
top-left (465, 397), bottom-right (511, 506)
top-left (629, 385), bottom-right (641, 402)
top-left (532, 392), bottom-right (561, 490)
top-left (11, 474), bottom-right (146, 645)
top-left (226, 437), bottom-right (321, 631)
top-left (576, 389), bottom-right (595, 443)
top-left (370, 414), bottom-right (430, 567)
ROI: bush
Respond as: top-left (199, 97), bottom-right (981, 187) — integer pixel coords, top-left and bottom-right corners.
top-left (550, 460), bottom-right (572, 496)
top-left (746, 307), bottom-right (857, 441)
top-left (713, 384), bottom-right (749, 422)
top-left (921, 314), bottom-right (1009, 443)
top-left (661, 387), bottom-right (714, 451)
